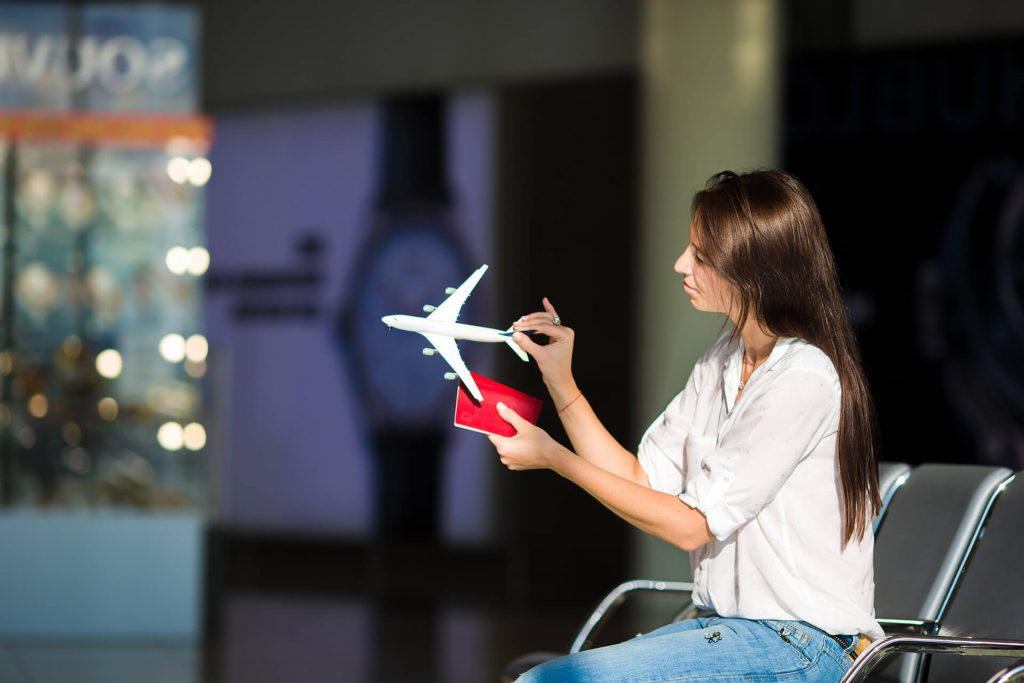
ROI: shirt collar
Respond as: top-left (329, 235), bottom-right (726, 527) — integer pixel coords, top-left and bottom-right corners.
top-left (723, 335), bottom-right (801, 413)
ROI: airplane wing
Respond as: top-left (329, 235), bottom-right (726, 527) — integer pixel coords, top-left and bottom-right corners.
top-left (427, 264), bottom-right (488, 324)
top-left (423, 332), bottom-right (482, 402)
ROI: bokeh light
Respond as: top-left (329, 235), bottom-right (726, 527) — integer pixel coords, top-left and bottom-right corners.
top-left (188, 157), bottom-right (212, 186)
top-left (98, 397), bottom-right (119, 421)
top-left (62, 422), bottom-right (82, 446)
top-left (183, 422), bottom-right (206, 450)
top-left (63, 447), bottom-right (90, 474)
top-left (166, 156), bottom-right (190, 184)
top-left (187, 247), bottom-right (210, 276)
top-left (95, 349), bottom-right (123, 379)
top-left (18, 426), bottom-right (35, 449)
top-left (157, 422), bottom-right (184, 451)
top-left (185, 334), bottom-right (208, 362)
top-left (28, 393), bottom-right (48, 418)
top-left (159, 334), bottom-right (186, 363)
top-left (165, 246), bottom-right (189, 275)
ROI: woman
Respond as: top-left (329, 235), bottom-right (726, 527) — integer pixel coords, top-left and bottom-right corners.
top-left (489, 169), bottom-right (883, 682)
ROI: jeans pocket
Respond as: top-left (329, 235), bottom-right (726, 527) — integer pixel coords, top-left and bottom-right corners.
top-left (760, 620), bottom-right (817, 668)
top-left (821, 633), bottom-right (857, 671)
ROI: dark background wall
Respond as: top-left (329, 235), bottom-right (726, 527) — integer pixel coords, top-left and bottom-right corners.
top-left (194, 0), bottom-right (638, 108)
top-left (785, 37), bottom-right (1024, 469)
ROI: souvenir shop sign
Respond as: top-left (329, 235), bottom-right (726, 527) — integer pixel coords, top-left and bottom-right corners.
top-left (0, 3), bottom-right (198, 113)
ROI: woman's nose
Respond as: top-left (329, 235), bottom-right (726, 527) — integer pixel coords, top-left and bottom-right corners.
top-left (674, 247), bottom-right (691, 274)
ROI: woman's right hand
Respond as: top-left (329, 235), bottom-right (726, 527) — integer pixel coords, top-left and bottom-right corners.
top-left (511, 297), bottom-right (577, 394)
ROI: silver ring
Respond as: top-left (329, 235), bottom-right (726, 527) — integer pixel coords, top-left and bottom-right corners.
top-left (552, 317), bottom-right (561, 326)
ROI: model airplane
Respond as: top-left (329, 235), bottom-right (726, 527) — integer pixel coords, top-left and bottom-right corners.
top-left (381, 264), bottom-right (528, 402)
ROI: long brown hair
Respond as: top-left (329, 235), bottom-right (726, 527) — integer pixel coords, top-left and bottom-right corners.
top-left (691, 169), bottom-right (881, 544)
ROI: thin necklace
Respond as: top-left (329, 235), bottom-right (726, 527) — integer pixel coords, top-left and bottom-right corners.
top-left (738, 357), bottom-right (758, 391)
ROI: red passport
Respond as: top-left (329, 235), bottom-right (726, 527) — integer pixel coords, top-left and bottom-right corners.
top-left (453, 372), bottom-right (543, 437)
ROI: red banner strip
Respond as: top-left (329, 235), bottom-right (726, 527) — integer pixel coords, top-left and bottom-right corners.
top-left (0, 110), bottom-right (214, 148)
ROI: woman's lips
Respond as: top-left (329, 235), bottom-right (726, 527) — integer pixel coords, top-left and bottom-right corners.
top-left (683, 281), bottom-right (696, 292)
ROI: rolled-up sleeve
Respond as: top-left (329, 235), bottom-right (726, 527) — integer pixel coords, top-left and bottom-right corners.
top-left (677, 368), bottom-right (839, 540)
top-left (637, 363), bottom-right (702, 495)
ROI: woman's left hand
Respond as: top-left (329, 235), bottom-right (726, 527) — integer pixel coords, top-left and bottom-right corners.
top-left (487, 402), bottom-right (563, 471)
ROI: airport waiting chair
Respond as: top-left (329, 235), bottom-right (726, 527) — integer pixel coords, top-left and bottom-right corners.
top-left (841, 472), bottom-right (1024, 683)
top-left (875, 461), bottom-right (912, 530)
top-left (500, 461), bottom-right (913, 683)
top-left (868, 464), bottom-right (1013, 683)
top-left (987, 660), bottom-right (1024, 683)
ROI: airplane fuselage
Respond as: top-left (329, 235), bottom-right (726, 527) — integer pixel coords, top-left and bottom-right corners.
top-left (381, 315), bottom-right (509, 343)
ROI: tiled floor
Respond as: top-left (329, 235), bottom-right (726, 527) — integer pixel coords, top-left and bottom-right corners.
top-left (0, 598), bottom-right (588, 683)
top-left (206, 593), bottom-right (583, 683)
top-left (0, 586), bottom-right (684, 682)
top-left (0, 643), bottom-right (198, 683)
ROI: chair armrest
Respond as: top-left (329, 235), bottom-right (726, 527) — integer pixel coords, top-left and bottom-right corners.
top-left (842, 635), bottom-right (1024, 683)
top-left (876, 617), bottom-right (939, 635)
top-left (986, 659), bottom-right (1024, 683)
top-left (570, 579), bottom-right (694, 654)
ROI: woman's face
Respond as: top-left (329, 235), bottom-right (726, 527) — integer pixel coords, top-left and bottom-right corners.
top-left (674, 227), bottom-right (734, 315)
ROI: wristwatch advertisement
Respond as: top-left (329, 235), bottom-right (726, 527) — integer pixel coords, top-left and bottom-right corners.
top-left (338, 95), bottom-right (471, 540)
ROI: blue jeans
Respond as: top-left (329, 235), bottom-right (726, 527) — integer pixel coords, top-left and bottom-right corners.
top-left (517, 615), bottom-right (856, 682)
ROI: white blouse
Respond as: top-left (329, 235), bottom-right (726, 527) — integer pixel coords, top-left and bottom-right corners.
top-left (638, 333), bottom-right (884, 640)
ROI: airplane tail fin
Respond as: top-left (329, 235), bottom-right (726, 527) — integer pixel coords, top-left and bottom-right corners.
top-left (504, 327), bottom-right (530, 362)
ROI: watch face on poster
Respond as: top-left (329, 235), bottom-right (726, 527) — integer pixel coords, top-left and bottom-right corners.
top-left (350, 218), bottom-right (469, 427)
top-left (935, 160), bottom-right (1024, 450)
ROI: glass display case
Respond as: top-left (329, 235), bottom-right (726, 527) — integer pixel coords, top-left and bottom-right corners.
top-left (0, 4), bottom-right (207, 638)
top-left (1, 138), bottom-right (209, 510)
top-left (0, 3), bottom-right (208, 513)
